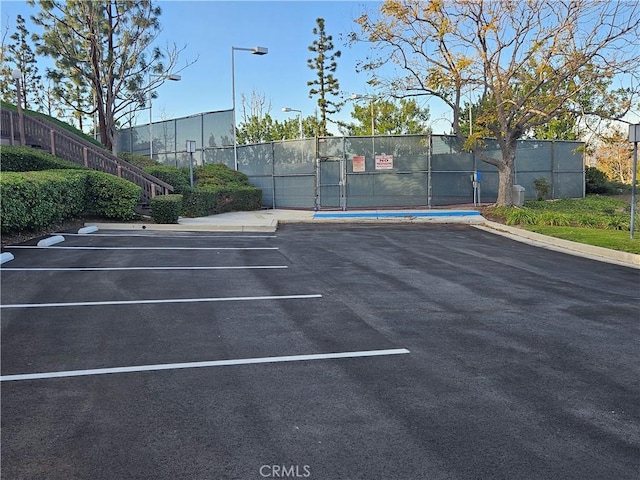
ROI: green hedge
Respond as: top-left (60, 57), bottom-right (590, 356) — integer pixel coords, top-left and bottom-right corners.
top-left (143, 165), bottom-right (191, 193)
top-left (150, 194), bottom-right (183, 224)
top-left (195, 163), bottom-right (251, 186)
top-left (0, 170), bottom-right (87, 233)
top-left (182, 185), bottom-right (262, 217)
top-left (118, 151), bottom-right (159, 169)
top-left (83, 171), bottom-right (141, 220)
top-left (0, 169), bottom-right (141, 233)
top-left (0, 145), bottom-right (86, 172)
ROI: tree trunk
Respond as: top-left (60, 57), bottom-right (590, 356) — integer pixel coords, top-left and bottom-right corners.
top-left (495, 137), bottom-right (518, 206)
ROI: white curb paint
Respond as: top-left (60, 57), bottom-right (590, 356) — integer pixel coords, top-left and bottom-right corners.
top-left (0, 348), bottom-right (411, 382)
top-left (36, 235), bottom-right (65, 247)
top-left (77, 226), bottom-right (99, 234)
top-left (0, 252), bottom-right (15, 264)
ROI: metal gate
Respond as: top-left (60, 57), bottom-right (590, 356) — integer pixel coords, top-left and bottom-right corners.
top-left (316, 157), bottom-right (344, 209)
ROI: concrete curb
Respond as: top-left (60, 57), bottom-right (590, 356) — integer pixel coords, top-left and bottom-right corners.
top-left (0, 252), bottom-right (15, 264)
top-left (477, 221), bottom-right (640, 269)
top-left (78, 226), bottom-right (99, 234)
top-left (88, 222), bottom-right (277, 233)
top-left (37, 235), bottom-right (65, 247)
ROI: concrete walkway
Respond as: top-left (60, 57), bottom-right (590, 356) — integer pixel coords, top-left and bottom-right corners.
top-left (87, 208), bottom-right (639, 268)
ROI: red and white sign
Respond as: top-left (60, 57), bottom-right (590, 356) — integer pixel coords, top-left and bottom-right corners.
top-left (352, 155), bottom-right (365, 172)
top-left (375, 154), bottom-right (393, 170)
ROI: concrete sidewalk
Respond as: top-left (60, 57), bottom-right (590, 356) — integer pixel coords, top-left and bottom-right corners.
top-left (89, 208), bottom-right (485, 233)
top-left (87, 208), bottom-right (639, 268)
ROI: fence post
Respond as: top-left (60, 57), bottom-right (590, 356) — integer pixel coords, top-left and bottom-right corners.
top-left (50, 129), bottom-right (56, 155)
top-left (9, 113), bottom-right (15, 145)
top-left (117, 165), bottom-right (122, 177)
top-left (427, 132), bottom-right (432, 208)
top-left (83, 147), bottom-right (88, 167)
top-left (550, 140), bottom-right (556, 199)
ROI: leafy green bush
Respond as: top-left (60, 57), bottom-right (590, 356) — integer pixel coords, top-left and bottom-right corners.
top-left (585, 166), bottom-right (610, 194)
top-left (118, 151), bottom-right (159, 169)
top-left (150, 194), bottom-right (183, 224)
top-left (181, 185), bottom-right (262, 217)
top-left (204, 185), bottom-right (262, 213)
top-left (0, 170), bottom-right (87, 233)
top-left (0, 145), bottom-right (86, 172)
top-left (181, 187), bottom-right (217, 217)
top-left (144, 165), bottom-right (191, 193)
top-left (195, 163), bottom-right (251, 186)
top-left (532, 177), bottom-right (550, 200)
top-left (84, 171), bottom-right (141, 220)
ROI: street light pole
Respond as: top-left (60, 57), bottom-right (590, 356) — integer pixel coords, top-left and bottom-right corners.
top-left (231, 46), bottom-right (268, 171)
top-left (148, 73), bottom-right (181, 159)
top-left (281, 107), bottom-right (303, 139)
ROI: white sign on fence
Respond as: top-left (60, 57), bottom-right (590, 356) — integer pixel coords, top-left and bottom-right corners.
top-left (375, 154), bottom-right (393, 170)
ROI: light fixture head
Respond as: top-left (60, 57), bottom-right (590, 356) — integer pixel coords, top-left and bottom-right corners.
top-left (11, 69), bottom-right (22, 80)
top-left (252, 46), bottom-right (268, 55)
top-left (167, 74), bottom-right (182, 81)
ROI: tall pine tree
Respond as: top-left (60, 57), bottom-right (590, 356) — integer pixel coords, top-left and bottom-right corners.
top-left (0, 15), bottom-right (44, 110)
top-left (307, 17), bottom-right (341, 136)
top-left (30, 0), bottom-right (189, 153)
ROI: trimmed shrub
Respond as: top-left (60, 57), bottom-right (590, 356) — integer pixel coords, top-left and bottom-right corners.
top-left (195, 163), bottom-right (251, 186)
top-left (144, 165), bottom-right (191, 193)
top-left (118, 151), bottom-right (159, 169)
top-left (181, 187), bottom-right (217, 217)
top-left (181, 185), bottom-right (262, 217)
top-left (0, 145), bottom-right (86, 172)
top-left (0, 170), bottom-right (87, 233)
top-left (205, 185), bottom-right (262, 213)
top-left (150, 194), bottom-right (183, 224)
top-left (84, 171), bottom-right (141, 220)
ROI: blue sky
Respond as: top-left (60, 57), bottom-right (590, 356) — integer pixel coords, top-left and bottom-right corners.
top-left (0, 0), bottom-right (447, 134)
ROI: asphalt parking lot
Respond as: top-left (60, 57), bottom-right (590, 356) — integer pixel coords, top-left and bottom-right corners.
top-left (1, 224), bottom-right (639, 480)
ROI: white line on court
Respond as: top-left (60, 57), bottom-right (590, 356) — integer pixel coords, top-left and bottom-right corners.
top-left (0, 265), bottom-right (288, 272)
top-left (56, 233), bottom-right (277, 239)
top-left (0, 348), bottom-right (410, 382)
top-left (5, 246), bottom-right (278, 251)
top-left (0, 293), bottom-right (322, 309)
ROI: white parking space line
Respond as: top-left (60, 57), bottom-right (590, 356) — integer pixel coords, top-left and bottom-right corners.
top-left (0, 348), bottom-right (410, 382)
top-left (0, 293), bottom-right (322, 309)
top-left (0, 265), bottom-right (288, 272)
top-left (5, 246), bottom-right (279, 251)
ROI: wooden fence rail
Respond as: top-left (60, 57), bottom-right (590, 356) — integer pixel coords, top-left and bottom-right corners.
top-left (1, 109), bottom-right (173, 204)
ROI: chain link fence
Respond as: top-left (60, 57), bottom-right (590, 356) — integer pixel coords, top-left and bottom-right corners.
top-left (118, 112), bottom-right (584, 209)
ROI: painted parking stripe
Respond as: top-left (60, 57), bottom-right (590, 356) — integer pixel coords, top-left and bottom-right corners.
top-left (0, 265), bottom-right (288, 272)
top-left (0, 293), bottom-right (322, 309)
top-left (5, 246), bottom-right (278, 251)
top-left (0, 348), bottom-right (410, 382)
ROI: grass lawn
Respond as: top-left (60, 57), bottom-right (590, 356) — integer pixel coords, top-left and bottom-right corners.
top-left (484, 195), bottom-right (639, 255)
top-left (522, 226), bottom-right (640, 254)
